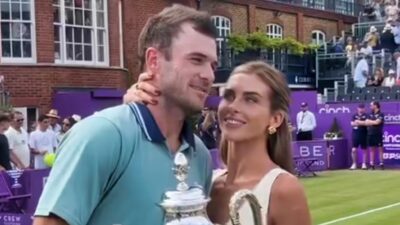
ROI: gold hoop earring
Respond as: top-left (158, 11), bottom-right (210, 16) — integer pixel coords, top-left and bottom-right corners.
top-left (268, 127), bottom-right (276, 135)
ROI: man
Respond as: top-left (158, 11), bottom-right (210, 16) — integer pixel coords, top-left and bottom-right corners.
top-left (46, 109), bottom-right (61, 133)
top-left (196, 107), bottom-right (218, 149)
top-left (350, 104), bottom-right (368, 170)
top-left (354, 52), bottom-right (369, 88)
top-left (364, 101), bottom-right (385, 170)
top-left (0, 112), bottom-right (12, 171)
top-left (296, 102), bottom-right (316, 141)
top-left (394, 52), bottom-right (400, 80)
top-left (33, 4), bottom-right (216, 225)
top-left (28, 115), bottom-right (57, 169)
top-left (5, 111), bottom-right (30, 169)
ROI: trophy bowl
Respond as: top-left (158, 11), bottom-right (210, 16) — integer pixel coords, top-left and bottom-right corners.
top-left (160, 152), bottom-right (263, 225)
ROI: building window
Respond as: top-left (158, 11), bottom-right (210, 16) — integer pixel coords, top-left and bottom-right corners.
top-left (212, 16), bottom-right (231, 67)
top-left (266, 24), bottom-right (283, 39)
top-left (311, 30), bottom-right (325, 45)
top-left (0, 0), bottom-right (35, 63)
top-left (302, 0), bottom-right (325, 10)
top-left (53, 0), bottom-right (108, 65)
top-left (335, 0), bottom-right (354, 15)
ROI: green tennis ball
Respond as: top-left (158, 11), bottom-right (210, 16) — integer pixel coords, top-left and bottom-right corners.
top-left (44, 153), bottom-right (56, 167)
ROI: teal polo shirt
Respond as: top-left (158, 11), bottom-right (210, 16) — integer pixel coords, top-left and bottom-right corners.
top-left (34, 103), bottom-right (212, 225)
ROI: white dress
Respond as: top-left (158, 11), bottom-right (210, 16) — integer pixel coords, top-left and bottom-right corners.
top-left (212, 168), bottom-right (288, 225)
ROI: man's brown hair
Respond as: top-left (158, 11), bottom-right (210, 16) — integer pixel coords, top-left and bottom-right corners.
top-left (138, 4), bottom-right (217, 71)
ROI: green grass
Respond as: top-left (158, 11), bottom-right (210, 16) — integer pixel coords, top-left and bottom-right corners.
top-left (301, 170), bottom-right (400, 225)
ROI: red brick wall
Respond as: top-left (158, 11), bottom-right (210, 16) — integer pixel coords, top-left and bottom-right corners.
top-left (1, 66), bottom-right (127, 114)
top-left (0, 0), bottom-right (127, 113)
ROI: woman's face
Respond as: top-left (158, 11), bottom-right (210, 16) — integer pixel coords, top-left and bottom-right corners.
top-left (375, 70), bottom-right (383, 78)
top-left (62, 119), bottom-right (71, 132)
top-left (218, 73), bottom-right (273, 142)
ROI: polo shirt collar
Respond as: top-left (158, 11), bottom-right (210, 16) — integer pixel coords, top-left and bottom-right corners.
top-left (129, 103), bottom-right (195, 148)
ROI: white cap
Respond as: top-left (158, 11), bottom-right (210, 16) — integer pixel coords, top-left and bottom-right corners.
top-left (71, 114), bottom-right (81, 122)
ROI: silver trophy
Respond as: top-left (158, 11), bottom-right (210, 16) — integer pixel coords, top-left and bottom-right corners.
top-left (6, 169), bottom-right (23, 189)
top-left (160, 152), bottom-right (263, 225)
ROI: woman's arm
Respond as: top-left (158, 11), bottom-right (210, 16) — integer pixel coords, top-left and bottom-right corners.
top-left (268, 174), bottom-right (311, 225)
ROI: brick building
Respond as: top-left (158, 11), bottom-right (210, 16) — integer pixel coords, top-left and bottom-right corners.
top-left (0, 0), bottom-right (360, 123)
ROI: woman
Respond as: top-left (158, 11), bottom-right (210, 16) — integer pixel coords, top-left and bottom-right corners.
top-left (125, 61), bottom-right (311, 225)
top-left (56, 116), bottom-right (77, 145)
top-left (367, 68), bottom-right (385, 87)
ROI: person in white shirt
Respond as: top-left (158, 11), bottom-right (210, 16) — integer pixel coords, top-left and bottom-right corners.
top-left (46, 109), bottom-right (61, 133)
top-left (5, 111), bottom-right (30, 169)
top-left (383, 69), bottom-right (397, 87)
top-left (29, 115), bottom-right (57, 169)
top-left (354, 53), bottom-right (369, 88)
top-left (394, 52), bottom-right (400, 80)
top-left (296, 102), bottom-right (317, 141)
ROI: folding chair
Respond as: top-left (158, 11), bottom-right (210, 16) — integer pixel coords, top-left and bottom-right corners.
top-left (293, 156), bottom-right (319, 177)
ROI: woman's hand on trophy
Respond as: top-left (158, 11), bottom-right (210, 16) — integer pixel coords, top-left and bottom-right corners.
top-left (123, 72), bottom-right (161, 105)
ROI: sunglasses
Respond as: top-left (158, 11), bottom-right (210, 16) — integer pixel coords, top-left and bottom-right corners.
top-left (16, 119), bottom-right (24, 122)
top-left (63, 123), bottom-right (70, 127)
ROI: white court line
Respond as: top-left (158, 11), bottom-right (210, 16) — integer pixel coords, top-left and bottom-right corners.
top-left (318, 202), bottom-right (400, 225)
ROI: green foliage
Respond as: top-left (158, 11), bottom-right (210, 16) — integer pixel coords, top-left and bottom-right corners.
top-left (227, 35), bottom-right (249, 53)
top-left (227, 32), bottom-right (320, 55)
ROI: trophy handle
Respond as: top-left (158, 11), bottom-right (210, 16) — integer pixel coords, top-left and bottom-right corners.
top-left (228, 190), bottom-right (263, 225)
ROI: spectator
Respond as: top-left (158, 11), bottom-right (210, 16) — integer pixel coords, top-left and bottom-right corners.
top-left (364, 26), bottom-right (380, 50)
top-left (56, 116), bottom-right (77, 145)
top-left (0, 112), bottom-right (12, 171)
top-left (380, 23), bottom-right (397, 53)
top-left (46, 109), bottom-right (61, 133)
top-left (5, 110), bottom-right (30, 169)
top-left (29, 115), bottom-right (57, 169)
top-left (367, 68), bottom-right (385, 86)
top-left (359, 41), bottom-right (373, 56)
top-left (394, 52), bottom-right (400, 79)
top-left (354, 52), bottom-right (369, 88)
top-left (196, 108), bottom-right (218, 149)
top-left (345, 37), bottom-right (356, 67)
top-left (382, 69), bottom-right (397, 87)
top-left (385, 0), bottom-right (399, 22)
top-left (391, 20), bottom-right (400, 46)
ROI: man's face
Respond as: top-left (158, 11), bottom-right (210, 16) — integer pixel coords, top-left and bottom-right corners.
top-left (370, 103), bottom-right (376, 112)
top-left (301, 106), bottom-right (307, 112)
top-left (49, 117), bottom-right (58, 125)
top-left (156, 23), bottom-right (217, 115)
top-left (13, 114), bottom-right (24, 129)
top-left (40, 118), bottom-right (50, 130)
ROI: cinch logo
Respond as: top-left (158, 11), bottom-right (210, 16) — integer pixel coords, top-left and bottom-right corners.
top-left (383, 132), bottom-right (400, 143)
top-left (384, 114), bottom-right (400, 123)
top-left (383, 153), bottom-right (400, 160)
top-left (318, 105), bottom-right (351, 114)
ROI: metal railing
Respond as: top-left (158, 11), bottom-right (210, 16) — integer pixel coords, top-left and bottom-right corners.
top-left (351, 21), bottom-right (385, 42)
top-left (268, 0), bottom-right (363, 16)
top-left (316, 49), bottom-right (389, 85)
top-left (217, 39), bottom-right (316, 88)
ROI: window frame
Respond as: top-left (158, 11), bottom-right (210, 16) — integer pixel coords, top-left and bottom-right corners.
top-left (54, 0), bottom-right (109, 66)
top-left (0, 0), bottom-right (36, 64)
top-left (266, 23), bottom-right (283, 40)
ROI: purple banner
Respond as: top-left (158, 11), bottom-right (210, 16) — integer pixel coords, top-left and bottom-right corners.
top-left (382, 124), bottom-right (400, 165)
top-left (326, 139), bottom-right (349, 169)
top-left (292, 140), bottom-right (328, 171)
top-left (0, 213), bottom-right (32, 225)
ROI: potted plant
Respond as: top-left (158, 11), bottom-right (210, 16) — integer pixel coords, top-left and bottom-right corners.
top-left (323, 117), bottom-right (343, 140)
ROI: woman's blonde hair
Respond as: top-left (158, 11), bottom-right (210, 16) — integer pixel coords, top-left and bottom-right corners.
top-left (220, 61), bottom-right (293, 173)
